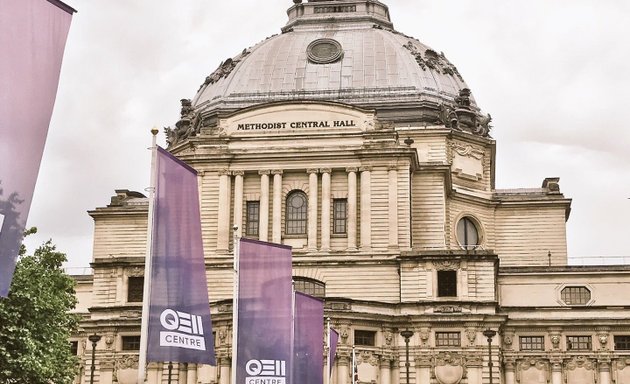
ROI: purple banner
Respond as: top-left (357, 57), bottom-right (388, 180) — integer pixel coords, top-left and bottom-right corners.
top-left (294, 292), bottom-right (324, 384)
top-left (329, 328), bottom-right (339, 378)
top-left (0, 0), bottom-right (74, 297)
top-left (146, 147), bottom-right (215, 365)
top-left (236, 238), bottom-right (293, 384)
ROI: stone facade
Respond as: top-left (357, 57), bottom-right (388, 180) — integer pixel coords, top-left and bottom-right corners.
top-left (71, 1), bottom-right (630, 384)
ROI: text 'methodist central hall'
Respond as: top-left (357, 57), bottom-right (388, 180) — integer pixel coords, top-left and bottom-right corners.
top-left (71, 1), bottom-right (630, 383)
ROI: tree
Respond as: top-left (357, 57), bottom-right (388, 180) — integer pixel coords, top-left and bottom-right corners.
top-left (0, 231), bottom-right (79, 383)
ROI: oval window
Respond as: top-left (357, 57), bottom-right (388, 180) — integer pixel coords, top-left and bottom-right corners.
top-left (456, 217), bottom-right (479, 250)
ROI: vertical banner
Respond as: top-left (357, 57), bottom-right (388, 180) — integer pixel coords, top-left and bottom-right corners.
top-left (329, 327), bottom-right (339, 379)
top-left (294, 292), bottom-right (324, 384)
top-left (237, 238), bottom-right (293, 384)
top-left (0, 0), bottom-right (75, 297)
top-left (146, 147), bottom-right (216, 365)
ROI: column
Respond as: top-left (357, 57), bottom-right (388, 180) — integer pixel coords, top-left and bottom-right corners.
top-left (359, 166), bottom-right (372, 250)
top-left (320, 168), bottom-right (332, 251)
top-left (233, 171), bottom-right (244, 238)
top-left (308, 169), bottom-right (319, 251)
top-left (337, 355), bottom-right (350, 384)
top-left (599, 360), bottom-right (611, 384)
top-left (186, 363), bottom-right (197, 384)
top-left (551, 360), bottom-right (563, 384)
top-left (391, 358), bottom-right (400, 384)
top-left (217, 358), bottom-right (230, 384)
top-left (380, 357), bottom-right (392, 384)
top-left (414, 357), bottom-right (431, 384)
top-left (346, 167), bottom-right (358, 250)
top-left (259, 170), bottom-right (270, 242)
top-left (503, 359), bottom-right (516, 384)
top-left (147, 362), bottom-right (160, 383)
top-left (217, 170), bottom-right (232, 251)
top-left (388, 166), bottom-right (398, 249)
top-left (272, 170), bottom-right (283, 243)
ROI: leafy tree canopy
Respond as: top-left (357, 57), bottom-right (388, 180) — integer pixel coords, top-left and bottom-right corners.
top-left (0, 229), bottom-right (80, 383)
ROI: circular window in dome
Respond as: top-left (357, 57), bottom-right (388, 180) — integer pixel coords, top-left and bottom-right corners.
top-left (307, 38), bottom-right (344, 64)
top-left (456, 216), bottom-right (481, 250)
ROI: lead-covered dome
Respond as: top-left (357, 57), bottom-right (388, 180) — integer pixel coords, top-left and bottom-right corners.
top-left (166, 0), bottom-right (491, 147)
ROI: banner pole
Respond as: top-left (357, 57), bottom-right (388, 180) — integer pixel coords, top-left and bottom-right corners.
top-left (326, 317), bottom-right (331, 384)
top-left (231, 226), bottom-right (240, 384)
top-left (137, 128), bottom-right (159, 384)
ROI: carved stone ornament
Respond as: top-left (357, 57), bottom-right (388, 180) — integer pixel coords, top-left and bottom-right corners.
top-left (127, 267), bottom-right (144, 278)
top-left (503, 334), bottom-right (513, 347)
top-left (432, 352), bottom-right (466, 384)
top-left (165, 98), bottom-right (201, 147)
top-left (550, 335), bottom-right (561, 349)
top-left (433, 260), bottom-right (460, 271)
top-left (402, 41), bottom-right (464, 82)
top-left (105, 335), bottom-right (114, 350)
top-left (116, 355), bottom-right (139, 370)
top-left (420, 329), bottom-right (430, 346)
top-left (566, 356), bottom-right (595, 371)
top-left (359, 350), bottom-right (379, 366)
top-left (599, 334), bottom-right (609, 349)
top-left (517, 358), bottom-right (547, 372)
top-left (516, 358), bottom-right (548, 384)
top-left (466, 329), bottom-right (476, 346)
top-left (384, 331), bottom-right (393, 346)
top-left (451, 143), bottom-right (484, 160)
top-left (615, 357), bottom-right (630, 370)
top-left (435, 89), bottom-right (492, 137)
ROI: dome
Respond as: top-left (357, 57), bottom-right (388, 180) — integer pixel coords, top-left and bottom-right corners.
top-left (167, 0), bottom-right (491, 145)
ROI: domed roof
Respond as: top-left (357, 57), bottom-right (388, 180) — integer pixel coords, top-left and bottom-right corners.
top-left (177, 0), bottom-right (491, 141)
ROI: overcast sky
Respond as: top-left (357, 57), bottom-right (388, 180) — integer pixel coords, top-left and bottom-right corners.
top-left (25, 0), bottom-right (630, 268)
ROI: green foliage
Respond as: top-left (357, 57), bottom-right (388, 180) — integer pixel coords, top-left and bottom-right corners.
top-left (0, 235), bottom-right (80, 383)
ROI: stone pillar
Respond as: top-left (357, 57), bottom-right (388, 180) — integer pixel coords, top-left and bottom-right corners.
top-left (414, 356), bottom-right (431, 384)
top-left (359, 166), bottom-right (372, 250)
top-left (551, 359), bottom-right (563, 384)
top-left (346, 167), bottom-right (358, 250)
top-left (320, 168), bottom-right (332, 251)
top-left (308, 169), bottom-right (319, 251)
top-left (503, 358), bottom-right (516, 384)
top-left (217, 170), bottom-right (232, 251)
top-left (380, 356), bottom-right (392, 384)
top-left (599, 360), bottom-right (611, 384)
top-left (147, 362), bottom-right (160, 383)
top-left (186, 363), bottom-right (197, 384)
top-left (272, 170), bottom-right (283, 243)
top-left (259, 170), bottom-right (270, 242)
top-left (337, 355), bottom-right (350, 384)
top-left (233, 171), bottom-right (244, 238)
top-left (391, 358), bottom-right (400, 384)
top-left (388, 166), bottom-right (398, 249)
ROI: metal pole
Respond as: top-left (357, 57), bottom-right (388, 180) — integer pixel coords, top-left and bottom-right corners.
top-left (400, 329), bottom-right (414, 384)
top-left (168, 362), bottom-right (173, 384)
top-left (483, 329), bottom-right (497, 384)
top-left (88, 334), bottom-right (101, 384)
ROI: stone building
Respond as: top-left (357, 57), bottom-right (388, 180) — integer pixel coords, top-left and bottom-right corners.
top-left (71, 1), bottom-right (630, 383)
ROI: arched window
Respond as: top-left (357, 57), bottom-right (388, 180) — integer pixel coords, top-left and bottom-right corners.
top-left (294, 277), bottom-right (325, 298)
top-left (286, 190), bottom-right (307, 235)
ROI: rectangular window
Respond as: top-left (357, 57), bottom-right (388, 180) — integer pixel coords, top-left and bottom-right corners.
top-left (246, 201), bottom-right (260, 236)
top-left (354, 330), bottom-right (376, 346)
top-left (436, 332), bottom-right (461, 347)
top-left (122, 336), bottom-right (141, 351)
top-left (520, 336), bottom-right (545, 351)
top-left (567, 336), bottom-right (591, 351)
top-left (333, 199), bottom-right (348, 234)
top-left (127, 276), bottom-right (144, 303)
top-left (437, 270), bottom-right (457, 297)
top-left (615, 336), bottom-right (630, 350)
top-left (70, 341), bottom-right (78, 355)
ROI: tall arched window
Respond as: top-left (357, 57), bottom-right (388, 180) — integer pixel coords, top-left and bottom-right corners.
top-left (286, 190), bottom-right (308, 235)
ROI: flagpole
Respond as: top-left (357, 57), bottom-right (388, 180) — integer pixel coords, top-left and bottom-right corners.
top-left (326, 317), bottom-right (331, 384)
top-left (291, 281), bottom-right (296, 384)
top-left (137, 128), bottom-right (159, 384)
top-left (231, 226), bottom-right (240, 384)
top-left (352, 346), bottom-right (356, 384)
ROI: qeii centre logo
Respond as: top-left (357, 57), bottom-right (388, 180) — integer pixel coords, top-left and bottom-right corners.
top-left (159, 309), bottom-right (206, 351)
top-left (245, 359), bottom-right (287, 384)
